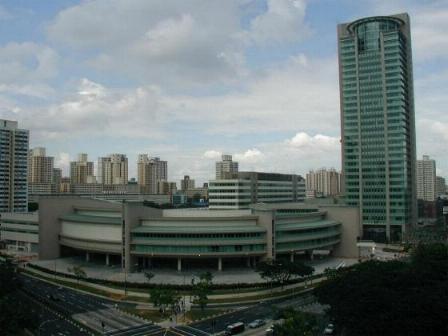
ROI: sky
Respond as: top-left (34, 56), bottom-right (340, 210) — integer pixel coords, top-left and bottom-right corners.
top-left (0, 0), bottom-right (447, 185)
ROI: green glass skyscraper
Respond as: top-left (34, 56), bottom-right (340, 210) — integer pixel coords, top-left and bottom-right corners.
top-left (338, 13), bottom-right (417, 242)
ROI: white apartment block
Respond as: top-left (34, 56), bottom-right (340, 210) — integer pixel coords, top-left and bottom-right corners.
top-left (0, 120), bottom-right (29, 212)
top-left (216, 154), bottom-right (238, 180)
top-left (98, 154), bottom-right (128, 185)
top-left (209, 172), bottom-right (305, 209)
top-left (416, 155), bottom-right (436, 201)
top-left (306, 168), bottom-right (341, 198)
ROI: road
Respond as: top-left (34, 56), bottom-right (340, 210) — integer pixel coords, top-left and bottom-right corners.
top-left (20, 274), bottom-right (164, 335)
top-left (19, 274), bottom-right (323, 336)
top-left (16, 289), bottom-right (91, 336)
top-left (183, 294), bottom-right (317, 335)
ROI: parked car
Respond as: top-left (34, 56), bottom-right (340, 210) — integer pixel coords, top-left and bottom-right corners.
top-left (323, 323), bottom-right (335, 335)
top-left (248, 319), bottom-right (266, 328)
top-left (265, 327), bottom-right (274, 336)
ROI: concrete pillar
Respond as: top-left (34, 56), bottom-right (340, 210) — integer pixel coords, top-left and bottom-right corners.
top-left (106, 254), bottom-right (110, 266)
top-left (290, 253), bottom-right (294, 262)
top-left (218, 257), bottom-right (222, 271)
top-left (246, 257), bottom-right (251, 267)
top-left (177, 258), bottom-right (182, 272)
top-left (310, 251), bottom-right (314, 260)
top-left (86, 252), bottom-right (90, 262)
top-left (147, 258), bottom-right (152, 268)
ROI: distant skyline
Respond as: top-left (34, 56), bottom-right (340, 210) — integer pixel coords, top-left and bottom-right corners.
top-left (0, 0), bottom-right (447, 184)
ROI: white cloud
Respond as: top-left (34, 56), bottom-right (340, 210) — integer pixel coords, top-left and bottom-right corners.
top-left (46, 0), bottom-right (248, 87)
top-left (203, 150), bottom-right (222, 159)
top-left (234, 148), bottom-right (264, 163)
top-left (287, 132), bottom-right (339, 150)
top-left (55, 152), bottom-right (71, 174)
top-left (247, 0), bottom-right (311, 45)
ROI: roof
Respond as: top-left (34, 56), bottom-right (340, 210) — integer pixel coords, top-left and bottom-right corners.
top-left (131, 225), bottom-right (266, 234)
top-left (59, 214), bottom-right (121, 225)
top-left (276, 220), bottom-right (340, 231)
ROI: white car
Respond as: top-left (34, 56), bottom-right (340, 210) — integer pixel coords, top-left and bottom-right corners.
top-left (324, 323), bottom-right (335, 335)
top-left (248, 319), bottom-right (266, 328)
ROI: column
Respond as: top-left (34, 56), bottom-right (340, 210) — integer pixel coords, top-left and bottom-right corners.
top-left (86, 252), bottom-right (90, 262)
top-left (177, 258), bottom-right (182, 272)
top-left (106, 254), bottom-right (110, 266)
top-left (310, 251), bottom-right (314, 260)
top-left (218, 257), bottom-right (222, 271)
top-left (290, 253), bottom-right (294, 262)
top-left (246, 257), bottom-right (251, 267)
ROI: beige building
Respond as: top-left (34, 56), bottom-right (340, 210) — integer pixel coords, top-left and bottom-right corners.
top-left (137, 155), bottom-right (167, 193)
top-left (416, 155), bottom-right (436, 201)
top-left (98, 154), bottom-right (128, 185)
top-left (156, 180), bottom-right (177, 195)
top-left (180, 175), bottom-right (195, 191)
top-left (38, 198), bottom-right (360, 272)
top-left (52, 168), bottom-right (62, 186)
top-left (70, 153), bottom-right (94, 184)
top-left (306, 168), bottom-right (341, 198)
top-left (216, 154), bottom-right (238, 180)
top-left (29, 147), bottom-right (54, 184)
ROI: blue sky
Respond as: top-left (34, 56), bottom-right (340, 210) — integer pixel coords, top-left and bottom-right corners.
top-left (0, 0), bottom-right (447, 185)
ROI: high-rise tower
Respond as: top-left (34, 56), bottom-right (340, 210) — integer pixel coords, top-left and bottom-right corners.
top-left (0, 119), bottom-right (29, 212)
top-left (338, 14), bottom-right (417, 241)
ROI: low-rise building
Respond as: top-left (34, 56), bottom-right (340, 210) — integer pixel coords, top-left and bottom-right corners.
top-left (38, 197), bottom-right (360, 272)
top-left (209, 172), bottom-right (305, 209)
top-left (0, 212), bottom-right (38, 253)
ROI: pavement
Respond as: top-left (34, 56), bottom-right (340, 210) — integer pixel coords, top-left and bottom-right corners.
top-left (32, 256), bottom-right (358, 285)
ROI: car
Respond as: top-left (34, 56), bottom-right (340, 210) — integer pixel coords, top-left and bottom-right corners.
top-left (248, 319), bottom-right (266, 328)
top-left (225, 322), bottom-right (245, 335)
top-left (323, 323), bottom-right (335, 335)
top-left (265, 327), bottom-right (274, 335)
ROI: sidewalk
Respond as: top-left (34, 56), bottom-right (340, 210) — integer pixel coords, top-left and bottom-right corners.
top-left (21, 264), bottom-right (323, 303)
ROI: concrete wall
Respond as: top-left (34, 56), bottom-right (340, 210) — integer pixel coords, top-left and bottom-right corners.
top-left (253, 210), bottom-right (274, 260)
top-left (321, 205), bottom-right (360, 258)
top-left (38, 197), bottom-right (121, 260)
top-left (122, 202), bottom-right (163, 272)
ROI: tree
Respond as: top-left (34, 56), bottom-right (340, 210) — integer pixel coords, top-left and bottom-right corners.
top-left (193, 271), bottom-right (213, 311)
top-left (0, 258), bottom-right (39, 335)
top-left (149, 288), bottom-right (180, 315)
top-left (273, 308), bottom-right (319, 336)
top-left (144, 271), bottom-right (155, 284)
top-left (315, 244), bottom-right (448, 336)
top-left (67, 265), bottom-right (87, 284)
top-left (256, 260), bottom-right (313, 289)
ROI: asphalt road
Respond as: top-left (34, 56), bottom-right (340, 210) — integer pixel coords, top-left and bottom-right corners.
top-left (16, 289), bottom-right (91, 336)
top-left (188, 294), bottom-right (316, 335)
top-left (20, 274), bottom-right (164, 335)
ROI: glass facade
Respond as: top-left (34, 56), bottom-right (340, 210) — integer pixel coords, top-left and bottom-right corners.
top-left (0, 121), bottom-right (29, 212)
top-left (338, 14), bottom-right (416, 241)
